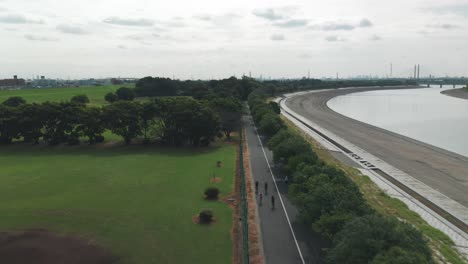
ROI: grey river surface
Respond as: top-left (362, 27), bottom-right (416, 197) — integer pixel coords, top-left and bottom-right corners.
top-left (327, 86), bottom-right (468, 158)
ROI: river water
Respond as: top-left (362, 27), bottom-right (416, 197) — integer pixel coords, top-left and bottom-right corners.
top-left (327, 86), bottom-right (468, 157)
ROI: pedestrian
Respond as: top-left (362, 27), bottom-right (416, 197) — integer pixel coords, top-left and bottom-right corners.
top-left (264, 182), bottom-right (268, 195)
top-left (259, 193), bottom-right (263, 206)
top-left (255, 181), bottom-right (259, 194)
top-left (284, 175), bottom-right (289, 185)
top-left (271, 195), bottom-right (275, 209)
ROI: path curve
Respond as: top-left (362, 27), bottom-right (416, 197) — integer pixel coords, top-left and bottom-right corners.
top-left (285, 86), bottom-right (468, 207)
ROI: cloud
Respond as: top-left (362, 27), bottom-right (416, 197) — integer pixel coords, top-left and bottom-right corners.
top-left (193, 14), bottom-right (212, 21)
top-left (325, 35), bottom-right (345, 42)
top-left (370, 34), bottom-right (381, 41)
top-left (270, 34), bottom-right (285, 41)
top-left (0, 7), bottom-right (7, 12)
top-left (317, 22), bottom-right (355, 31)
top-left (103, 16), bottom-right (154, 26)
top-left (274, 19), bottom-right (308, 28)
top-left (117, 45), bottom-right (127, 49)
top-left (0, 14), bottom-right (44, 24)
top-left (426, 4), bottom-right (468, 18)
top-left (56, 24), bottom-right (88, 34)
top-left (24, 34), bottom-right (58, 41)
top-left (359, 18), bottom-right (373, 28)
top-left (161, 17), bottom-right (186, 28)
top-left (193, 13), bottom-right (241, 26)
top-left (427, 23), bottom-right (460, 30)
top-left (310, 18), bottom-right (373, 31)
top-left (253, 8), bottom-right (284, 21)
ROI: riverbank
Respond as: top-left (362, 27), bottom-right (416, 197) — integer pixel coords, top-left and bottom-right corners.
top-left (285, 87), bottom-right (468, 208)
top-left (441, 88), bottom-right (468, 100)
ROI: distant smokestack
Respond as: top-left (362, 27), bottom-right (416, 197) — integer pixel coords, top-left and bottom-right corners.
top-left (417, 64), bottom-right (420, 79)
top-left (414, 65), bottom-right (417, 79)
top-left (390, 63), bottom-right (393, 78)
top-left (13, 75), bottom-right (17, 80)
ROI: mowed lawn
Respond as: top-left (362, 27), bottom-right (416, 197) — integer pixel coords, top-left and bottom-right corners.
top-left (0, 85), bottom-right (133, 105)
top-left (0, 144), bottom-right (236, 263)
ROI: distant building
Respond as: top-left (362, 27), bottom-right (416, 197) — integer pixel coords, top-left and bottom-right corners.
top-left (0, 75), bottom-right (26, 89)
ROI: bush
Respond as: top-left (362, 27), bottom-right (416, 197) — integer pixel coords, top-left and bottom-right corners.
top-left (94, 135), bottom-right (105, 143)
top-left (204, 187), bottom-right (220, 200)
top-left (105, 92), bottom-right (118, 103)
top-left (2, 96), bottom-right (26, 107)
top-left (70, 94), bottom-right (90, 105)
top-left (116, 87), bottom-right (135, 101)
top-left (199, 209), bottom-right (214, 224)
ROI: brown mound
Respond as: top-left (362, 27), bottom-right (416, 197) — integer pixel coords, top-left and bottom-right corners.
top-left (210, 177), bottom-right (222, 183)
top-left (0, 229), bottom-right (117, 264)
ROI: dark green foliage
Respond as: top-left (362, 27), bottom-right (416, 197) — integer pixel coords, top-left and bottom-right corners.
top-left (17, 103), bottom-right (42, 143)
top-left (0, 104), bottom-right (20, 144)
top-left (135, 77), bottom-right (178, 97)
top-left (70, 94), bottom-right (90, 105)
top-left (199, 209), bottom-right (214, 224)
top-left (102, 101), bottom-right (142, 144)
top-left (2, 96), bottom-right (26, 107)
top-left (116, 87), bottom-right (135, 101)
top-left (208, 97), bottom-right (242, 140)
top-left (77, 107), bottom-right (105, 144)
top-left (327, 214), bottom-right (432, 264)
top-left (104, 92), bottom-right (118, 103)
top-left (267, 129), bottom-right (291, 150)
top-left (204, 187), bottom-right (220, 200)
top-left (259, 113), bottom-right (283, 138)
top-left (269, 101), bottom-right (280, 114)
top-left (271, 135), bottom-right (315, 163)
top-left (371, 247), bottom-right (430, 264)
top-left (157, 97), bottom-right (219, 146)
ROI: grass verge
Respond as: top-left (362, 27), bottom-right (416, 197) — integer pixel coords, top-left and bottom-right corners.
top-left (283, 117), bottom-right (467, 264)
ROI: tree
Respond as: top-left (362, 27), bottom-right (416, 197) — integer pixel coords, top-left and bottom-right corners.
top-left (0, 105), bottom-right (20, 144)
top-left (102, 101), bottom-right (142, 144)
top-left (139, 101), bottom-right (159, 143)
top-left (70, 94), bottom-right (90, 105)
top-left (135, 77), bottom-right (178, 97)
top-left (158, 97), bottom-right (219, 146)
top-left (116, 87), bottom-right (135, 101)
top-left (326, 214), bottom-right (431, 264)
top-left (105, 92), bottom-right (118, 103)
top-left (17, 103), bottom-right (43, 144)
top-left (2, 96), bottom-right (26, 107)
top-left (77, 107), bottom-right (105, 144)
top-left (208, 97), bottom-right (242, 140)
top-left (40, 102), bottom-right (82, 145)
top-left (259, 113), bottom-right (284, 138)
top-left (269, 101), bottom-right (280, 114)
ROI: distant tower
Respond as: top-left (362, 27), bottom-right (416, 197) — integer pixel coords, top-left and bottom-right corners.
top-left (414, 65), bottom-right (417, 79)
top-left (390, 63), bottom-right (393, 78)
top-left (417, 64), bottom-right (420, 79)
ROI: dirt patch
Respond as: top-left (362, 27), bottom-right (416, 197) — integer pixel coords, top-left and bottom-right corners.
top-left (0, 229), bottom-right (117, 264)
top-left (210, 177), bottom-right (222, 183)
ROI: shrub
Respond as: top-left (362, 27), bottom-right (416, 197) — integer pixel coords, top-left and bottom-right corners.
top-left (116, 87), bottom-right (135, 101)
top-left (204, 187), bottom-right (220, 200)
top-left (70, 94), bottom-right (90, 105)
top-left (94, 135), bottom-right (105, 143)
top-left (2, 96), bottom-right (26, 107)
top-left (199, 209), bottom-right (214, 224)
top-left (104, 92), bottom-right (118, 103)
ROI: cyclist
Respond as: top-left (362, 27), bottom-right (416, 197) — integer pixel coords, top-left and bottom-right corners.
top-left (264, 182), bottom-right (268, 195)
top-left (259, 193), bottom-right (263, 206)
top-left (271, 195), bottom-right (275, 209)
top-left (255, 181), bottom-right (259, 194)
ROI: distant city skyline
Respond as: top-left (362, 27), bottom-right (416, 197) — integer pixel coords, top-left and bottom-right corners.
top-left (1, 0), bottom-right (467, 79)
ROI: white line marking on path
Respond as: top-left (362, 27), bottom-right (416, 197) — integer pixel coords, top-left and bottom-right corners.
top-left (252, 124), bottom-right (306, 264)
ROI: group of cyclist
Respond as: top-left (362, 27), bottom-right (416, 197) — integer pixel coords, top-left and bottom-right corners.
top-left (255, 181), bottom-right (275, 209)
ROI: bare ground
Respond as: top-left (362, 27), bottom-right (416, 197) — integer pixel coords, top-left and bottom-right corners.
top-left (441, 88), bottom-right (468, 100)
top-left (0, 229), bottom-right (117, 264)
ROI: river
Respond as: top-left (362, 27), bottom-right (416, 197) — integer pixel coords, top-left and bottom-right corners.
top-left (327, 86), bottom-right (468, 157)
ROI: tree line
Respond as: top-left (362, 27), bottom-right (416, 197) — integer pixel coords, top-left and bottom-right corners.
top-left (0, 94), bottom-right (242, 146)
top-left (248, 90), bottom-right (432, 263)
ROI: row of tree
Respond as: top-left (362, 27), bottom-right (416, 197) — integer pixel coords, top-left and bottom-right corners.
top-left (247, 91), bottom-right (432, 263)
top-left (0, 95), bottom-right (242, 146)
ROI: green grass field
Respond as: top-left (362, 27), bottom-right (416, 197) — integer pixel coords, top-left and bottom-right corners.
top-left (0, 144), bottom-right (236, 263)
top-left (0, 85), bottom-right (134, 106)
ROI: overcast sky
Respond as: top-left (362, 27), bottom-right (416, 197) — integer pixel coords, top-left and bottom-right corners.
top-left (0, 0), bottom-right (467, 79)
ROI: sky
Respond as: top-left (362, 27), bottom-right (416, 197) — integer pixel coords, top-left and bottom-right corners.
top-left (0, 0), bottom-right (467, 80)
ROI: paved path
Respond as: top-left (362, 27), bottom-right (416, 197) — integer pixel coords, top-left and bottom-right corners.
top-left (286, 87), bottom-right (468, 208)
top-left (244, 115), bottom-right (324, 264)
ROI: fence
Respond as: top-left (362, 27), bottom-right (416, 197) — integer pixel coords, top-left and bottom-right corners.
top-left (239, 129), bottom-right (250, 264)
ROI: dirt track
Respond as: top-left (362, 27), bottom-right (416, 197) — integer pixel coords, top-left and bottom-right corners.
top-left (441, 88), bottom-right (468, 100)
top-left (285, 87), bottom-right (468, 207)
